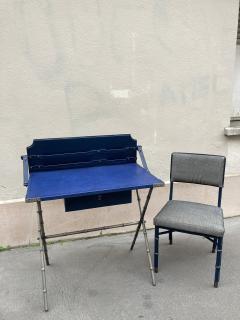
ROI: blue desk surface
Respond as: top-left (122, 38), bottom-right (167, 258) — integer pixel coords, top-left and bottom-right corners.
top-left (26, 163), bottom-right (164, 202)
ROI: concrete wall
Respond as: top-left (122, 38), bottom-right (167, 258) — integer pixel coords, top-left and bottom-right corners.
top-left (233, 46), bottom-right (240, 115)
top-left (0, 0), bottom-right (239, 247)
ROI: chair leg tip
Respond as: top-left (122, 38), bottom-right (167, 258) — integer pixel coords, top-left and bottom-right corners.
top-left (154, 268), bottom-right (158, 273)
top-left (214, 282), bottom-right (219, 288)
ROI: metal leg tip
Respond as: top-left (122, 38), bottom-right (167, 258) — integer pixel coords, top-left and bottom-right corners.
top-left (152, 282), bottom-right (156, 287)
top-left (214, 282), bottom-right (219, 288)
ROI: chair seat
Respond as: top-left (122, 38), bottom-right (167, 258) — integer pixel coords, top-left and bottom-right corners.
top-left (154, 200), bottom-right (225, 237)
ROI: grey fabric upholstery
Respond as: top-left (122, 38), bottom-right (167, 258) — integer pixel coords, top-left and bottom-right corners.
top-left (171, 153), bottom-right (226, 187)
top-left (154, 200), bottom-right (225, 237)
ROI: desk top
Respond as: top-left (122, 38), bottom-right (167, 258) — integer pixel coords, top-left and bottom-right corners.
top-left (26, 163), bottom-right (164, 202)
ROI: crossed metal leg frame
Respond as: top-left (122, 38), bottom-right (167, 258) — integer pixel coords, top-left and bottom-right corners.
top-left (130, 188), bottom-right (155, 286)
top-left (36, 187), bottom-right (155, 311)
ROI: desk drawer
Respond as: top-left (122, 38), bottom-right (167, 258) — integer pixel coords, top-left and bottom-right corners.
top-left (64, 191), bottom-right (132, 212)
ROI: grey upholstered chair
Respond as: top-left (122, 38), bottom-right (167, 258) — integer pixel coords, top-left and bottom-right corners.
top-left (154, 152), bottom-right (226, 287)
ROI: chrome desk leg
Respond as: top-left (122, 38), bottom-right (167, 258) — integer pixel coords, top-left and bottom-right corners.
top-left (130, 190), bottom-right (156, 286)
top-left (130, 188), bottom-right (153, 250)
top-left (136, 189), bottom-right (156, 286)
top-left (37, 201), bottom-right (48, 312)
top-left (37, 202), bottom-right (49, 265)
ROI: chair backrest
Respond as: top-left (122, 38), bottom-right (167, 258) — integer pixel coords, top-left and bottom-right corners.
top-left (170, 152), bottom-right (226, 187)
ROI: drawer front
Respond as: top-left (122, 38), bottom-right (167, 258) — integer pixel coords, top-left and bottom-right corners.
top-left (64, 191), bottom-right (132, 212)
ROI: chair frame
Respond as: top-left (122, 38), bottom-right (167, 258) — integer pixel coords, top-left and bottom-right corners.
top-left (154, 153), bottom-right (226, 288)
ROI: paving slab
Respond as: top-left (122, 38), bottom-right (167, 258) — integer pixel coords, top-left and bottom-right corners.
top-left (0, 217), bottom-right (240, 320)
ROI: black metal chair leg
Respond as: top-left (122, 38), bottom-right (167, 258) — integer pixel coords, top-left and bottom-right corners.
top-left (214, 237), bottom-right (223, 288)
top-left (154, 226), bottom-right (159, 273)
top-left (212, 237), bottom-right (217, 253)
top-left (169, 231), bottom-right (173, 245)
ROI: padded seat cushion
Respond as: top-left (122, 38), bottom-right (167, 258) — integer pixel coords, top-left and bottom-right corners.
top-left (154, 200), bottom-right (224, 237)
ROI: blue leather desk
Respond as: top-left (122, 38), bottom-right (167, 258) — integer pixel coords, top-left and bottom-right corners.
top-left (22, 134), bottom-right (164, 311)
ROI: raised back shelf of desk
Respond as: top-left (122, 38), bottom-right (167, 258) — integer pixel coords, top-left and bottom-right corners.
top-left (27, 134), bottom-right (137, 172)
